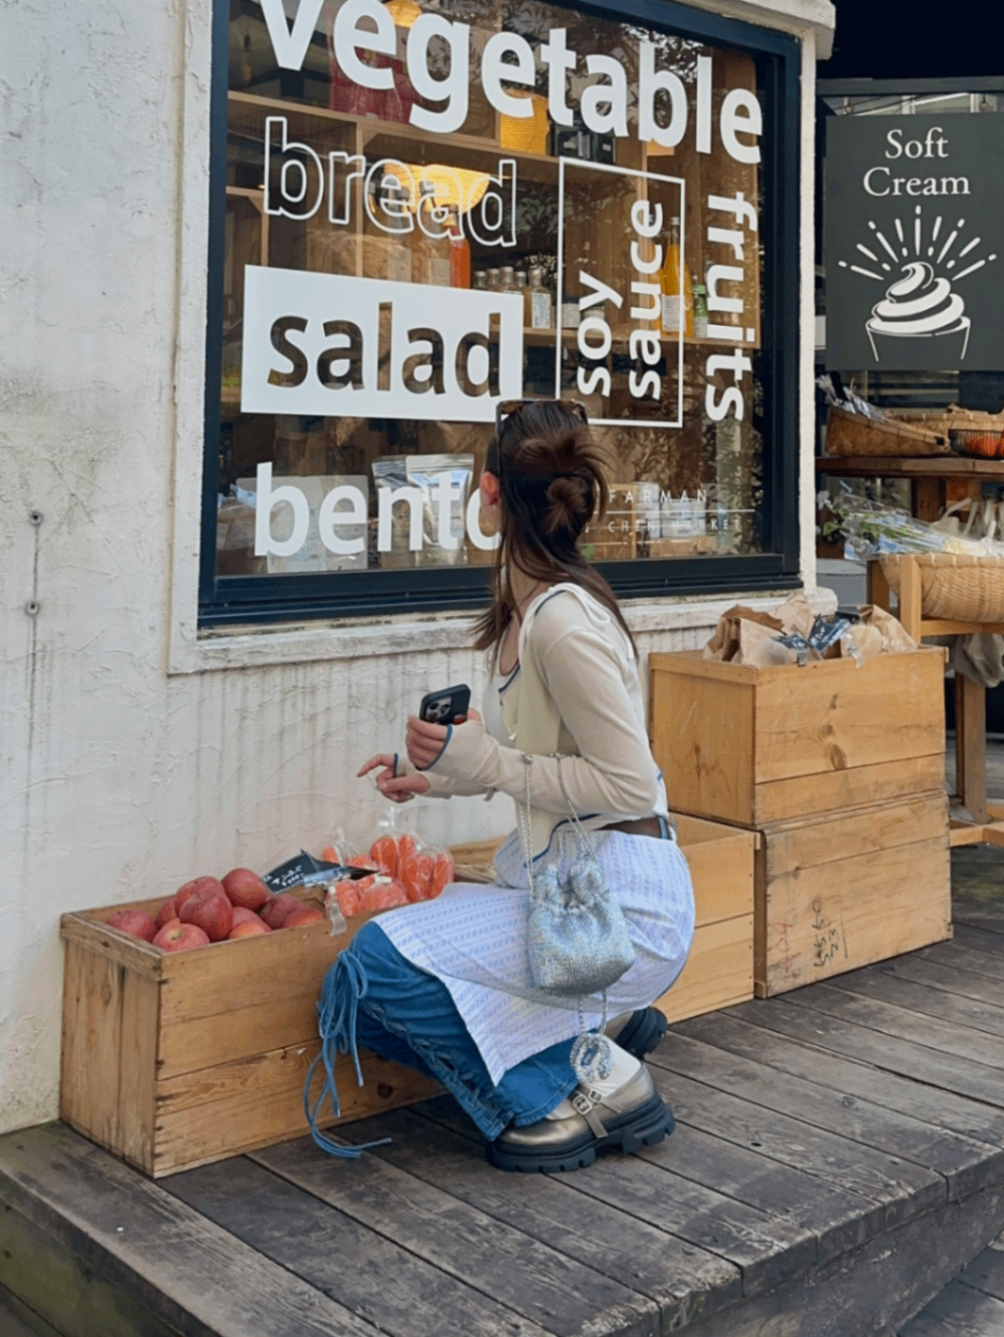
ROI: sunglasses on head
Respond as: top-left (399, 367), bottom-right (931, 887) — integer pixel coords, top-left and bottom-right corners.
top-left (485, 399), bottom-right (588, 476)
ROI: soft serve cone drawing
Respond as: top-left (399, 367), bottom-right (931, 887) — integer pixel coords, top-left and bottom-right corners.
top-left (838, 204), bottom-right (997, 364)
top-left (866, 261), bottom-right (970, 361)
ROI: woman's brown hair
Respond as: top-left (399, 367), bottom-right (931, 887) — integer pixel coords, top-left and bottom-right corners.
top-left (472, 400), bottom-right (636, 656)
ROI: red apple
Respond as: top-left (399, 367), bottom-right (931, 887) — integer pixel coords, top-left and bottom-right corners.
top-left (260, 893), bottom-right (303, 928)
top-left (282, 906), bottom-right (325, 929)
top-left (228, 919), bottom-right (272, 940)
top-left (106, 910), bottom-right (157, 942)
top-left (175, 876), bottom-right (226, 914)
top-left (221, 867), bottom-right (268, 911)
top-left (179, 889), bottom-right (233, 942)
top-left (230, 906), bottom-right (261, 927)
top-left (153, 919), bottom-right (210, 952)
top-left (155, 897), bottom-right (178, 931)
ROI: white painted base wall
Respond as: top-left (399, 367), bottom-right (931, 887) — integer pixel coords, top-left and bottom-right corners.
top-left (0, 0), bottom-right (833, 1132)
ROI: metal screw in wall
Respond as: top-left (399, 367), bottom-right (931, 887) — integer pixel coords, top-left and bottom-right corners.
top-left (25, 601), bottom-right (41, 616)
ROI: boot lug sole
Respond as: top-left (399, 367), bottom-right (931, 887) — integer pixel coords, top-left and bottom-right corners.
top-left (486, 1094), bottom-right (674, 1174)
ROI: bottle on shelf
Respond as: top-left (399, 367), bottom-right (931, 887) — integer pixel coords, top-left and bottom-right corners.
top-left (527, 265), bottom-right (553, 329)
top-left (693, 274), bottom-right (708, 339)
top-left (449, 209), bottom-right (471, 289)
top-left (486, 267), bottom-right (501, 292)
top-left (660, 216), bottom-right (693, 338)
top-left (473, 270), bottom-right (488, 291)
top-left (515, 269), bottom-right (528, 292)
top-left (498, 265), bottom-right (518, 294)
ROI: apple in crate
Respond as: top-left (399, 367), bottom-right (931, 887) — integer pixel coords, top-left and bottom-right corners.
top-left (283, 907), bottom-right (325, 928)
top-left (230, 906), bottom-right (265, 928)
top-left (179, 890), bottom-right (233, 942)
top-left (155, 897), bottom-right (178, 931)
top-left (221, 867), bottom-right (268, 911)
top-left (228, 919), bottom-right (271, 940)
top-left (153, 919), bottom-right (210, 952)
top-left (175, 876), bottom-right (226, 914)
top-left (106, 909), bottom-right (157, 943)
top-left (260, 893), bottom-right (303, 928)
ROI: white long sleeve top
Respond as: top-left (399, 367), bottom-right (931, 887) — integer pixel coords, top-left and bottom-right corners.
top-left (409, 584), bottom-right (668, 858)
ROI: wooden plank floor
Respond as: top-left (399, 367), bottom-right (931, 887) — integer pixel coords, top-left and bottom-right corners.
top-left (6, 883), bottom-right (1004, 1336)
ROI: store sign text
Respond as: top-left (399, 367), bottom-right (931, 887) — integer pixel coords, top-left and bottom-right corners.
top-left (241, 266), bottom-right (524, 421)
top-left (863, 126), bottom-right (970, 198)
top-left (703, 190), bottom-right (758, 421)
top-left (252, 462), bottom-right (498, 558)
top-left (260, 0), bottom-right (763, 160)
top-left (265, 116), bottom-right (516, 245)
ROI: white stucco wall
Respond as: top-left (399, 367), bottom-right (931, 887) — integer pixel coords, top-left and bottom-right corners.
top-left (0, 0), bottom-right (833, 1132)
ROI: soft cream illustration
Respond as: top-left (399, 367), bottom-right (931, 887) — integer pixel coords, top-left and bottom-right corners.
top-left (837, 204), bottom-right (997, 364)
top-left (866, 260), bottom-right (970, 361)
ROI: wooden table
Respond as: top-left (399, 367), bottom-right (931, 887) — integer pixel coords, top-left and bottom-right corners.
top-left (868, 555), bottom-right (1004, 848)
top-left (819, 455), bottom-right (1004, 847)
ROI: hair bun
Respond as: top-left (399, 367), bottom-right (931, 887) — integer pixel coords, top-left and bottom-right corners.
top-left (543, 473), bottom-right (591, 538)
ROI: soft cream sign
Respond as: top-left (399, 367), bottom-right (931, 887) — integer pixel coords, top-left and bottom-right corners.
top-left (241, 266), bottom-right (524, 421)
top-left (826, 114), bottom-right (1004, 371)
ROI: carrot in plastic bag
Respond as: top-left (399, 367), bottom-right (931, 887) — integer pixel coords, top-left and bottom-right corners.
top-left (397, 848), bottom-right (419, 902)
top-left (347, 853), bottom-right (378, 871)
top-left (358, 877), bottom-right (409, 913)
top-left (369, 836), bottom-right (399, 878)
top-left (396, 833), bottom-right (418, 863)
top-left (430, 852), bottom-right (454, 899)
top-left (322, 845), bottom-right (341, 865)
top-left (332, 879), bottom-right (362, 918)
top-left (401, 851), bottom-right (433, 903)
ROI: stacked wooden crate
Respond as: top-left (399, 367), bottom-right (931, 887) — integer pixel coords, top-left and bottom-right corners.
top-left (650, 647), bottom-right (952, 997)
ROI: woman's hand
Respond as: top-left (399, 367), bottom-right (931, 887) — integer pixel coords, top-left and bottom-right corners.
top-left (357, 754), bottom-right (431, 804)
top-left (406, 708), bottom-right (481, 772)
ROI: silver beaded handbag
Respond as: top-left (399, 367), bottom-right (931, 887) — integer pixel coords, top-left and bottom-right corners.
top-left (521, 753), bottom-right (636, 998)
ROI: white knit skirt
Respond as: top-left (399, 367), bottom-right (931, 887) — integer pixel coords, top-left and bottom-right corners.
top-left (378, 826), bottom-right (696, 1085)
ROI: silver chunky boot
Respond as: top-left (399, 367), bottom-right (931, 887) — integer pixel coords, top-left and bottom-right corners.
top-left (486, 1064), bottom-right (674, 1173)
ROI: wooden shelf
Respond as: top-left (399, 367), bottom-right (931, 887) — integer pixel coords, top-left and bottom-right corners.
top-left (229, 89), bottom-right (560, 181)
top-left (818, 455), bottom-right (1004, 479)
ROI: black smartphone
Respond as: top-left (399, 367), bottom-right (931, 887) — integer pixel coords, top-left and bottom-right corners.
top-left (419, 684), bottom-right (471, 725)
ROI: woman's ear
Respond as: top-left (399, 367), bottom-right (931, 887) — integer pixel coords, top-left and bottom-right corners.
top-left (480, 471), bottom-right (501, 510)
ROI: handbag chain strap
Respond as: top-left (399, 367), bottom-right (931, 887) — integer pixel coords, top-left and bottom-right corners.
top-left (519, 753), bottom-right (535, 895)
top-left (553, 753), bottom-right (601, 870)
top-left (519, 751), bottom-right (601, 889)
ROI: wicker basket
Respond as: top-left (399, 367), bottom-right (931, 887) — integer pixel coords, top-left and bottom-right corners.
top-left (880, 553), bottom-right (1004, 622)
top-left (824, 405), bottom-right (950, 458)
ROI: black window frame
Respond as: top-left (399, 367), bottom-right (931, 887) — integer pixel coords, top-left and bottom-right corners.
top-left (199, 0), bottom-right (802, 628)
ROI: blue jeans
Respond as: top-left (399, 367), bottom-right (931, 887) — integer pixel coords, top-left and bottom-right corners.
top-left (305, 922), bottom-right (579, 1156)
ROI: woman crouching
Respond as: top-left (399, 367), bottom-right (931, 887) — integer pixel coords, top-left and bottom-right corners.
top-left (316, 399), bottom-right (695, 1173)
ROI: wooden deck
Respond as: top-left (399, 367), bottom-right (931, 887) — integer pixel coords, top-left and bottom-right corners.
top-left (5, 886), bottom-right (1004, 1336)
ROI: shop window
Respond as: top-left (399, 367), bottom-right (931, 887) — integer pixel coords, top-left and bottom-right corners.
top-left (200, 0), bottom-right (800, 625)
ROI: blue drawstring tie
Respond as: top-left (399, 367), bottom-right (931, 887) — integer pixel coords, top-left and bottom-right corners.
top-left (304, 950), bottom-right (392, 1159)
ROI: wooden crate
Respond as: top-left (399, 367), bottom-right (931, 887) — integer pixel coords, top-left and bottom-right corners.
top-left (650, 647), bottom-right (946, 829)
top-left (655, 814), bottom-right (755, 1023)
top-left (754, 791), bottom-right (952, 997)
top-left (59, 893), bottom-right (440, 1179)
top-left (61, 815), bottom-right (754, 1177)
